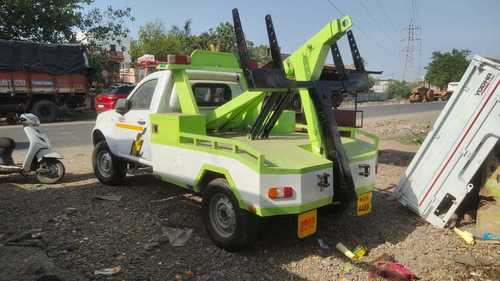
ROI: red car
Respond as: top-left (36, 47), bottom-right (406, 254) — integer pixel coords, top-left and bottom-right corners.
top-left (95, 85), bottom-right (135, 112)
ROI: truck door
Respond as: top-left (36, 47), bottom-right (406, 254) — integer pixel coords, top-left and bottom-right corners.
top-left (115, 78), bottom-right (159, 163)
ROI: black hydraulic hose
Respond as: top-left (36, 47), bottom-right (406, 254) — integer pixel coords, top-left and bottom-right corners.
top-left (249, 93), bottom-right (280, 139)
top-left (261, 91), bottom-right (294, 138)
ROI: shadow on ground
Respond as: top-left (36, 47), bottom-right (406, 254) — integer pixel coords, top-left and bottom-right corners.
top-left (378, 149), bottom-right (416, 167)
top-left (0, 171), bottom-right (420, 281)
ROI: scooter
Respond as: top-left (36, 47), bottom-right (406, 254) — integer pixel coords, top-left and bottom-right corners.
top-left (0, 113), bottom-right (65, 184)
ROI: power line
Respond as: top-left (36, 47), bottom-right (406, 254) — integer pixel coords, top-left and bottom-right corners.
top-left (411, 0), bottom-right (418, 20)
top-left (326, 0), bottom-right (345, 15)
top-left (352, 25), bottom-right (398, 57)
top-left (401, 0), bottom-right (422, 81)
top-left (375, 0), bottom-right (399, 34)
top-left (325, 0), bottom-right (399, 57)
top-left (357, 0), bottom-right (399, 45)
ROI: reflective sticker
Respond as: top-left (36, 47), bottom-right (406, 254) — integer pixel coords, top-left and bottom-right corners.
top-left (297, 209), bottom-right (317, 238)
top-left (130, 128), bottom-right (147, 157)
top-left (116, 122), bottom-right (144, 131)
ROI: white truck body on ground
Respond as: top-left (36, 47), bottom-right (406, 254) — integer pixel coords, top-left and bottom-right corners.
top-left (395, 55), bottom-right (500, 228)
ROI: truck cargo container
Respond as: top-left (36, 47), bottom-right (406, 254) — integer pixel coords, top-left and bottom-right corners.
top-left (0, 40), bottom-right (90, 122)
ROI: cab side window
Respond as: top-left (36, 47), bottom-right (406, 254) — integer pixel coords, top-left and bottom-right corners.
top-left (129, 79), bottom-right (158, 110)
top-left (192, 83), bottom-right (232, 107)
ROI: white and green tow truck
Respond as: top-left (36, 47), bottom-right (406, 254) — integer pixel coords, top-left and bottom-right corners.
top-left (91, 9), bottom-right (379, 250)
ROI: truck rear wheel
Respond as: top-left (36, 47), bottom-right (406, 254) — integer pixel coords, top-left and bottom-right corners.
top-left (202, 178), bottom-right (259, 251)
top-left (92, 141), bottom-right (126, 185)
top-left (31, 100), bottom-right (58, 123)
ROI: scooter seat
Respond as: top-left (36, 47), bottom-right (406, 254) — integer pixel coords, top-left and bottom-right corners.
top-left (0, 137), bottom-right (15, 165)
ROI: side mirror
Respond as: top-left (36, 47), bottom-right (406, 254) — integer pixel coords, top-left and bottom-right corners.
top-left (115, 99), bottom-right (130, 115)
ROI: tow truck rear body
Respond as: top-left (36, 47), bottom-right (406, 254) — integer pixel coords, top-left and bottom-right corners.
top-left (92, 9), bottom-right (379, 250)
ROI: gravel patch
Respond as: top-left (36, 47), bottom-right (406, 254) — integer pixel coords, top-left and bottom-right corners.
top-left (1, 123), bottom-right (499, 281)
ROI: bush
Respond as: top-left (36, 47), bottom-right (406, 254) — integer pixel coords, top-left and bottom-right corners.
top-left (388, 80), bottom-right (412, 99)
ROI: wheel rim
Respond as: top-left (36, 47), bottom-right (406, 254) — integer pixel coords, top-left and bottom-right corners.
top-left (209, 193), bottom-right (236, 238)
top-left (41, 161), bottom-right (62, 178)
top-left (37, 160), bottom-right (64, 183)
top-left (97, 150), bottom-right (113, 177)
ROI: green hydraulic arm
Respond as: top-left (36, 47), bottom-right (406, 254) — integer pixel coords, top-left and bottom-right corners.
top-left (206, 14), bottom-right (352, 149)
top-left (283, 16), bottom-right (352, 155)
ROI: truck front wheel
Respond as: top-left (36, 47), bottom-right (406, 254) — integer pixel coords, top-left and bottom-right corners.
top-left (92, 141), bottom-right (126, 185)
top-left (202, 178), bottom-right (259, 251)
top-left (31, 100), bottom-right (58, 123)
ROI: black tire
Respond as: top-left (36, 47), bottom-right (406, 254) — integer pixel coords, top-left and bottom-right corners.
top-left (31, 100), bottom-right (59, 123)
top-left (92, 140), bottom-right (126, 185)
top-left (202, 178), bottom-right (259, 251)
top-left (36, 159), bottom-right (65, 184)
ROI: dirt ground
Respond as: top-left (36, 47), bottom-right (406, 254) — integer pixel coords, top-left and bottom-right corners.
top-left (0, 117), bottom-right (499, 281)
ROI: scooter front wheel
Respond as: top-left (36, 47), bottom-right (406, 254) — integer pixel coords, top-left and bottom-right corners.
top-left (36, 159), bottom-right (65, 184)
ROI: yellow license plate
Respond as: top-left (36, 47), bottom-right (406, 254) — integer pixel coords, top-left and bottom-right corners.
top-left (297, 209), bottom-right (317, 238)
top-left (357, 192), bottom-right (372, 216)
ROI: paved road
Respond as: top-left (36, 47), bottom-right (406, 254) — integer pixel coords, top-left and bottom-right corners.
top-left (0, 120), bottom-right (95, 149)
top-left (0, 101), bottom-right (446, 149)
top-left (359, 101), bottom-right (446, 118)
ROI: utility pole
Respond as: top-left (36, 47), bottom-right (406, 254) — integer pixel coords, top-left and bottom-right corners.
top-left (401, 0), bottom-right (422, 82)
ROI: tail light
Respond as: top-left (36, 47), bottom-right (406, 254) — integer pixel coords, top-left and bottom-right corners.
top-left (268, 186), bottom-right (294, 200)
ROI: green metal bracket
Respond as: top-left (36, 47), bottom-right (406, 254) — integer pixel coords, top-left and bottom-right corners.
top-left (172, 70), bottom-right (200, 115)
top-left (206, 90), bottom-right (265, 129)
top-left (283, 15), bottom-right (352, 156)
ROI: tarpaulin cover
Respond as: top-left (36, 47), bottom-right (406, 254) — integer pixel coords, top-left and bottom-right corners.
top-left (0, 40), bottom-right (89, 75)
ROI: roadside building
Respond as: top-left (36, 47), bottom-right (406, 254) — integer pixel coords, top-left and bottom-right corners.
top-left (372, 79), bottom-right (390, 94)
top-left (100, 37), bottom-right (133, 84)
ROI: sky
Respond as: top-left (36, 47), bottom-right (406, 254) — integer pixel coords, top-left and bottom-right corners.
top-left (88, 0), bottom-right (500, 81)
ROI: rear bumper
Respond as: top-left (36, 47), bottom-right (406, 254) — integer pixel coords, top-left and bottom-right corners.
top-left (255, 196), bottom-right (332, 216)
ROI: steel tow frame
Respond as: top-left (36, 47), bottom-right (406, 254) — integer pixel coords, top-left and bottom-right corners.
top-left (231, 8), bottom-right (374, 208)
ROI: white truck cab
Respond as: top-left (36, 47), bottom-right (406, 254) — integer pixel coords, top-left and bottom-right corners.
top-left (95, 69), bottom-right (243, 167)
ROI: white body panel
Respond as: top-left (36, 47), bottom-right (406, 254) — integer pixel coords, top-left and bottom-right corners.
top-left (151, 144), bottom-right (334, 210)
top-left (22, 123), bottom-right (57, 170)
top-left (395, 56), bottom-right (500, 228)
top-left (350, 158), bottom-right (377, 189)
top-left (0, 114), bottom-right (61, 172)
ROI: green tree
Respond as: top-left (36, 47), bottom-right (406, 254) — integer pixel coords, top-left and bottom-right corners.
top-left (211, 22), bottom-right (237, 52)
top-left (367, 76), bottom-right (376, 89)
top-left (169, 19), bottom-right (195, 53)
top-left (0, 0), bottom-right (133, 47)
top-left (425, 49), bottom-right (470, 89)
top-left (130, 21), bottom-right (182, 62)
top-left (130, 20), bottom-right (271, 65)
top-left (387, 80), bottom-right (412, 99)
